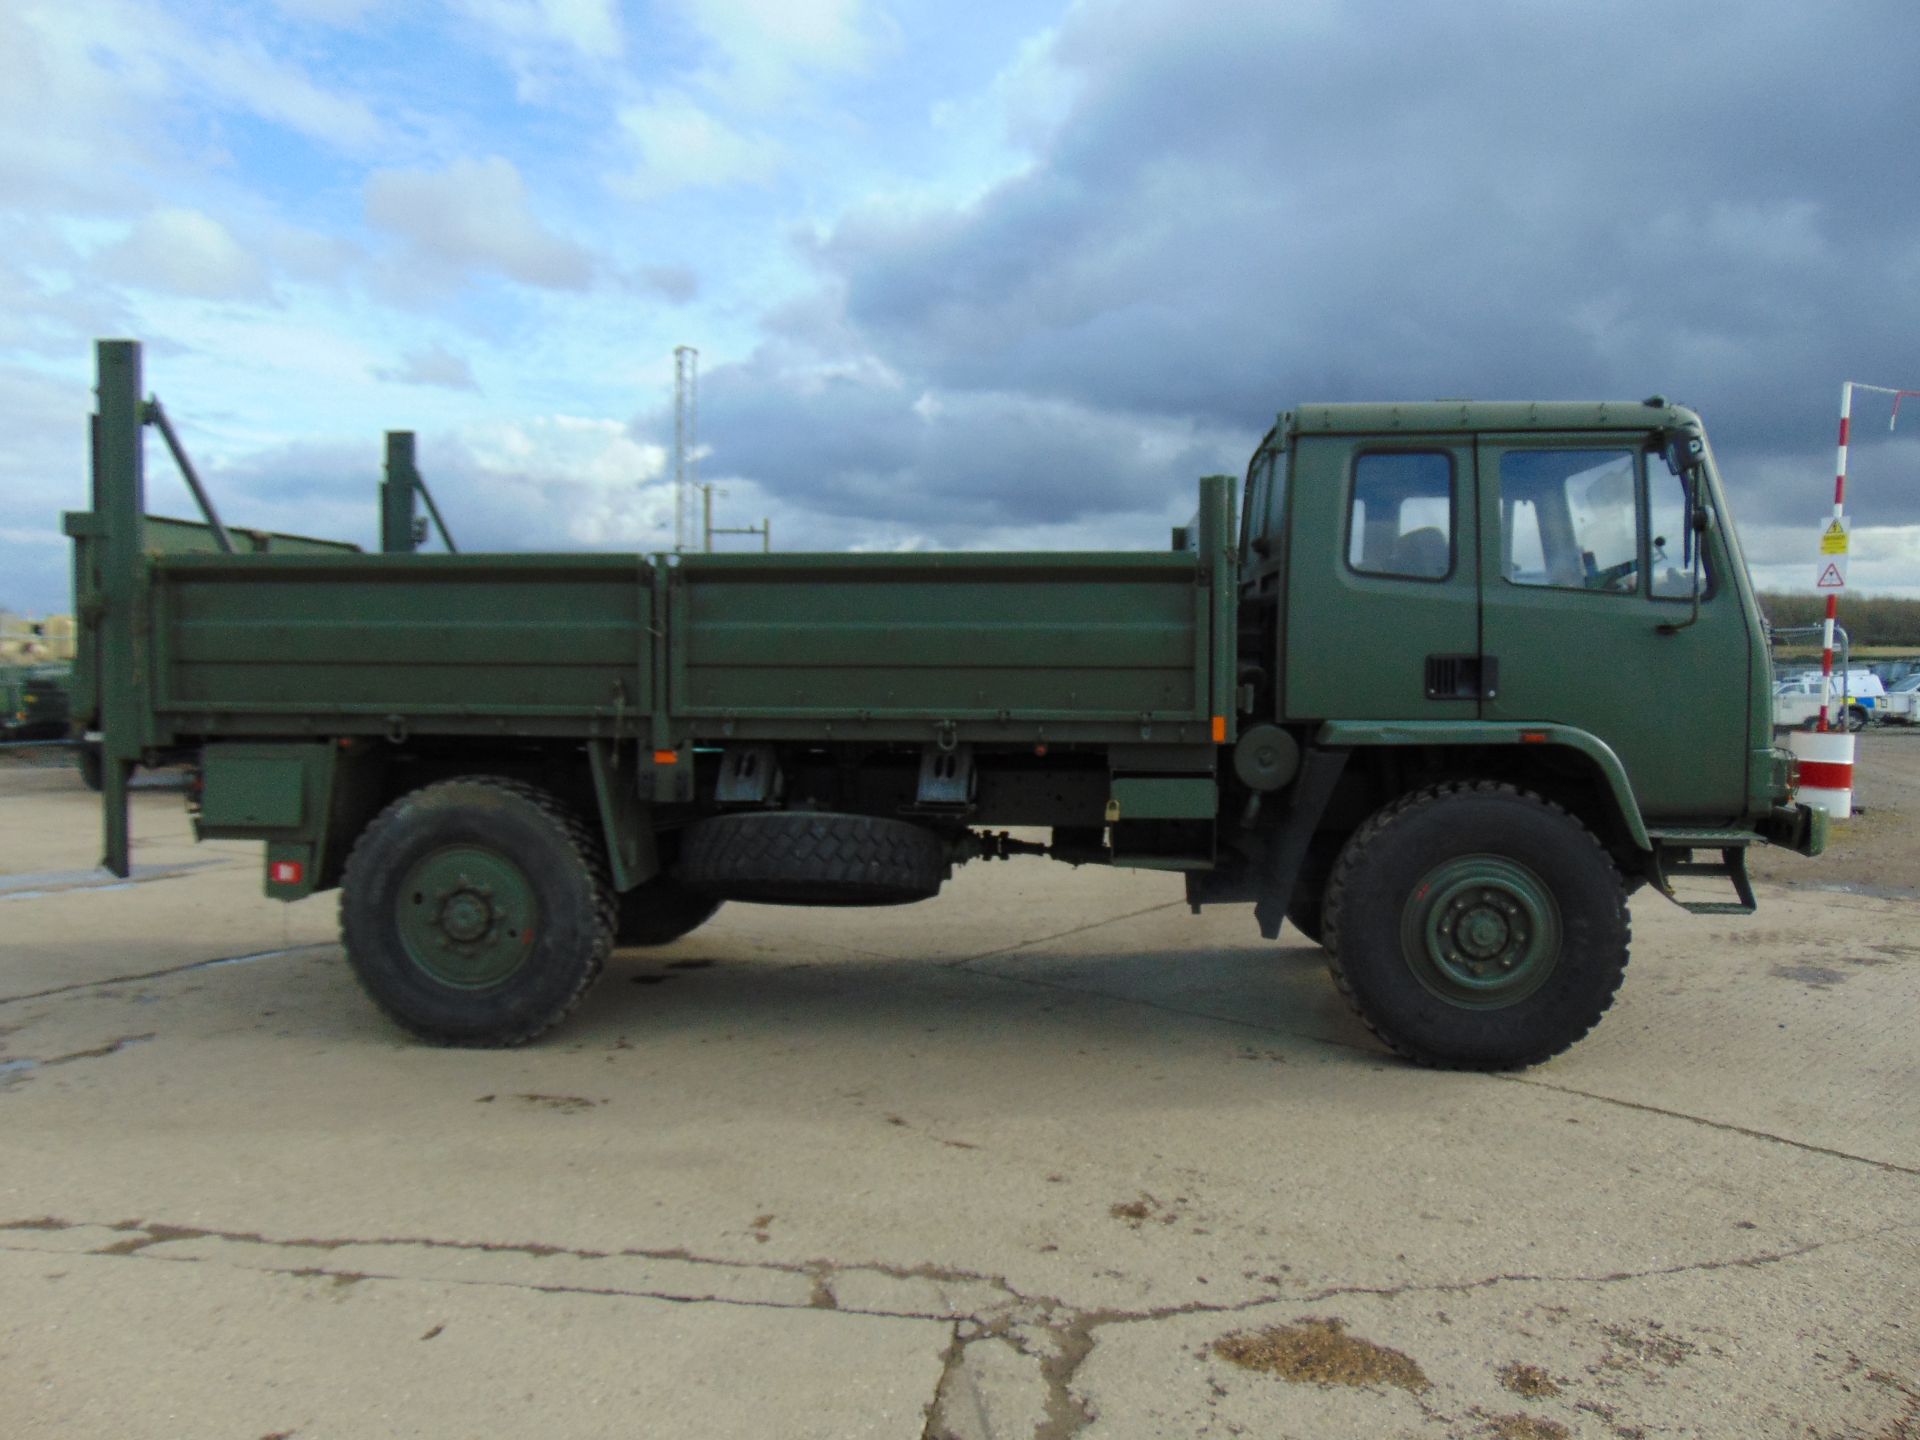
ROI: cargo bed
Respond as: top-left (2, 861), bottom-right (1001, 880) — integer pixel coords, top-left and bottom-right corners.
top-left (126, 536), bottom-right (1234, 750)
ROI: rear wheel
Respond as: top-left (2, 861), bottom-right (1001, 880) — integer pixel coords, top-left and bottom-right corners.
top-left (1323, 781), bottom-right (1629, 1070)
top-left (340, 778), bottom-right (613, 1046)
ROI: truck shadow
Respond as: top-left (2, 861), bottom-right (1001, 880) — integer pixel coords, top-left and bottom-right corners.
top-left (573, 937), bottom-right (1376, 1067)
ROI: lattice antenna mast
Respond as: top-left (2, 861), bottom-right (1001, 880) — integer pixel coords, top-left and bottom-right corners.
top-left (673, 346), bottom-right (699, 553)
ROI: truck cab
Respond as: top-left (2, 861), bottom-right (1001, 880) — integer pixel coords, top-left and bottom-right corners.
top-left (1206, 399), bottom-right (1822, 1064)
top-left (1237, 398), bottom-right (1788, 838)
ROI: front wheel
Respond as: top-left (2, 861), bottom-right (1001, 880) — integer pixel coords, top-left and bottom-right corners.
top-left (340, 778), bottom-right (613, 1046)
top-left (1323, 782), bottom-right (1629, 1070)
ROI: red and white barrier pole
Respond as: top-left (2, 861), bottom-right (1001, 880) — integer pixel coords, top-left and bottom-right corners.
top-left (1797, 380), bottom-right (1920, 814)
top-left (1817, 383), bottom-right (1849, 732)
top-left (1793, 380), bottom-right (1919, 816)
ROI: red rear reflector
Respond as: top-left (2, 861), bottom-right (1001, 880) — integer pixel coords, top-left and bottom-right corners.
top-left (269, 860), bottom-right (304, 885)
top-left (653, 749), bottom-right (679, 765)
top-left (1519, 731), bottom-right (1548, 744)
top-left (1211, 715), bottom-right (1227, 743)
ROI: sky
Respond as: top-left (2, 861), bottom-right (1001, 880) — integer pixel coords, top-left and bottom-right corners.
top-left (3, 0), bottom-right (1918, 617)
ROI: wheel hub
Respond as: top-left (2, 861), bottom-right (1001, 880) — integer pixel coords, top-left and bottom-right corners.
top-left (1401, 858), bottom-right (1561, 1008)
top-left (398, 847), bottom-right (539, 988)
top-left (438, 884), bottom-right (495, 942)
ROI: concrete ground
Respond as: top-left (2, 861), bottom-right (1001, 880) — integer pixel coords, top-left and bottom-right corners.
top-left (1, 744), bottom-right (1915, 1440)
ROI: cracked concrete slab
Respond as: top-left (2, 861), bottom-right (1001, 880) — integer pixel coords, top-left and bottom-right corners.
top-left (0, 1245), bottom-right (949, 1440)
top-left (1075, 1225), bottom-right (1919, 1438)
top-left (0, 747), bottom-right (1916, 1437)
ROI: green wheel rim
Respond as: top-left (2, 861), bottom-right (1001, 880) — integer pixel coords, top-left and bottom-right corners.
top-left (396, 845), bottom-right (540, 989)
top-left (1398, 854), bottom-right (1561, 1009)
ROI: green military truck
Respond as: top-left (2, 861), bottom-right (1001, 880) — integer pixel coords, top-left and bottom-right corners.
top-left (67, 340), bottom-right (1822, 1068)
top-left (1, 662), bottom-right (71, 740)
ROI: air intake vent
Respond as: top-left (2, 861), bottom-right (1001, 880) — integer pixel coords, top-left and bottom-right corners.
top-left (1425, 654), bottom-right (1495, 701)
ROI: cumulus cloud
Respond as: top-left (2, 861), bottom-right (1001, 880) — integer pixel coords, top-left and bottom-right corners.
top-left (8, 0), bottom-right (1920, 609)
top-left (668, 0), bottom-right (884, 109)
top-left (671, 0), bottom-right (1920, 578)
top-left (633, 264), bottom-right (700, 304)
top-left (453, 0), bottom-right (625, 99)
top-left (365, 156), bottom-right (596, 290)
top-left (189, 35), bottom-right (385, 152)
top-left (685, 340), bottom-right (1235, 542)
top-left (96, 208), bottom-right (270, 301)
top-left (142, 412), bottom-right (672, 560)
top-left (0, 0), bottom-right (387, 216)
top-left (614, 91), bottom-right (782, 197)
top-left (0, 363), bottom-right (95, 613)
top-left (389, 416), bottom-right (673, 550)
top-left (376, 345), bottom-right (482, 392)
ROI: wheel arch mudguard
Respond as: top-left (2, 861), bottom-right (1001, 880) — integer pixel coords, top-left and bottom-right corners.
top-left (1314, 720), bottom-right (1652, 852)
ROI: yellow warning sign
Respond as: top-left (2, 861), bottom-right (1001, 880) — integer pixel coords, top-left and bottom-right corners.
top-left (1820, 518), bottom-right (1850, 555)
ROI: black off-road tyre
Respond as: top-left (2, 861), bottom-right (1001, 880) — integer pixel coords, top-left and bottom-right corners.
top-left (616, 874), bottom-right (723, 946)
top-left (340, 778), bottom-right (614, 1046)
top-left (1322, 781), bottom-right (1629, 1070)
top-left (677, 812), bottom-right (947, 906)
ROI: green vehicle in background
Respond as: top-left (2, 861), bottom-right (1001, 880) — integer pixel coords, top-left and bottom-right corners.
top-left (1, 662), bottom-right (71, 740)
top-left (67, 341), bottom-right (1823, 1068)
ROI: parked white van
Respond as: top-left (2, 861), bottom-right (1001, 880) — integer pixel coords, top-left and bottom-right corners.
top-left (1773, 670), bottom-right (1886, 730)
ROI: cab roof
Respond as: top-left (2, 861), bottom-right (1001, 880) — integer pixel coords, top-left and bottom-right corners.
top-left (1286, 399), bottom-right (1702, 437)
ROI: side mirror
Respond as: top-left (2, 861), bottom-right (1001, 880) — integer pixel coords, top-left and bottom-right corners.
top-left (1655, 425), bottom-right (1710, 636)
top-left (1662, 424), bottom-right (1705, 479)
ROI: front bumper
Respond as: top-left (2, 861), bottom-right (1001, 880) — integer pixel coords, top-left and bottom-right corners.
top-left (1756, 801), bottom-right (1827, 858)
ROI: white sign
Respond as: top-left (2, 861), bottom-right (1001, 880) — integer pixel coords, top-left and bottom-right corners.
top-left (1815, 517), bottom-right (1850, 588)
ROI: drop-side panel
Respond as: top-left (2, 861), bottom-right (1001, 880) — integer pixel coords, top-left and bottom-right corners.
top-left (153, 553), bottom-right (652, 728)
top-left (672, 553), bottom-right (1211, 727)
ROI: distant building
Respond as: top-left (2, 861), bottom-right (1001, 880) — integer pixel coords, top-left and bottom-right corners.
top-left (0, 612), bottom-right (77, 662)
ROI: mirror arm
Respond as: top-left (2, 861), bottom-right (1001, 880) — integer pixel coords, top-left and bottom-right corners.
top-left (1657, 480), bottom-right (1708, 636)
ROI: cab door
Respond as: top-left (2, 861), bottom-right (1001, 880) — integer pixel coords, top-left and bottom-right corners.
top-left (1475, 436), bottom-right (1749, 821)
top-left (1284, 435), bottom-right (1481, 721)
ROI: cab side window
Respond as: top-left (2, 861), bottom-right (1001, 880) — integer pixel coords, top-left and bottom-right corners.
top-left (1499, 449), bottom-right (1639, 592)
top-left (1347, 451), bottom-right (1452, 581)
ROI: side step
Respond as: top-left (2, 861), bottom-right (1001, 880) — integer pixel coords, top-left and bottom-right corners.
top-left (1647, 829), bottom-right (1757, 915)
